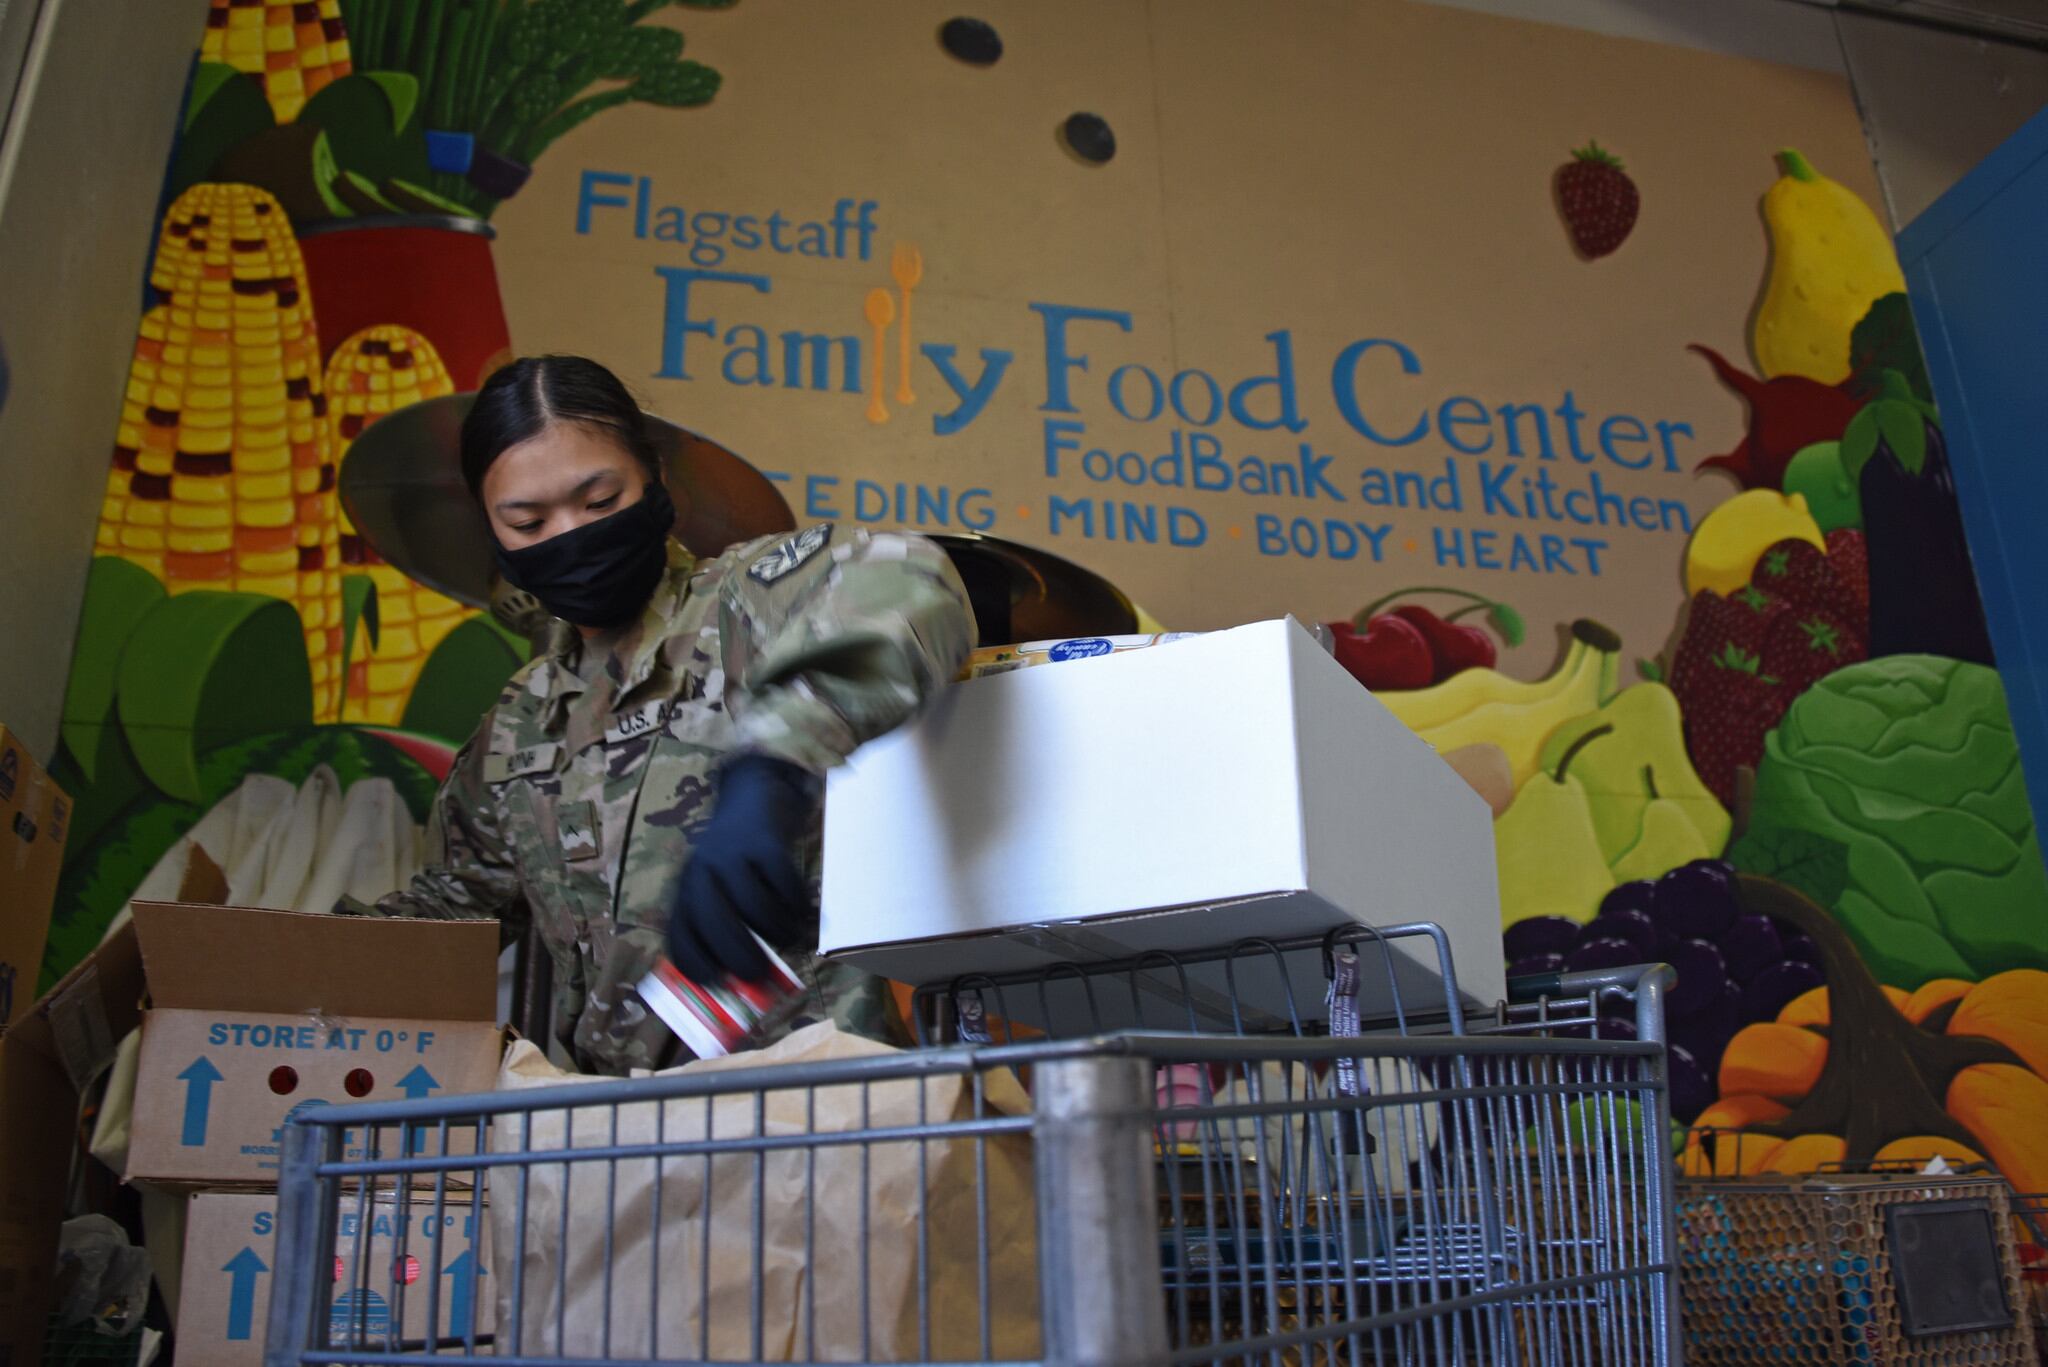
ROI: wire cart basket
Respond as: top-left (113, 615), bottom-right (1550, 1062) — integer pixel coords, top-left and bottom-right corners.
top-left (1674, 1160), bottom-right (2045, 1365)
top-left (260, 922), bottom-right (1681, 1365)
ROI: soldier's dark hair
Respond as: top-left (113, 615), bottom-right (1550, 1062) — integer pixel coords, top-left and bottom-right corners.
top-left (460, 355), bottom-right (661, 498)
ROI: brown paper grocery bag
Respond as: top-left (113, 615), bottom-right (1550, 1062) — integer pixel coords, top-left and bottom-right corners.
top-left (487, 1022), bottom-right (1039, 1361)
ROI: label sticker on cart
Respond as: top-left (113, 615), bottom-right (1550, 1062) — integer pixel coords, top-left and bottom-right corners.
top-left (1327, 949), bottom-right (1363, 1094)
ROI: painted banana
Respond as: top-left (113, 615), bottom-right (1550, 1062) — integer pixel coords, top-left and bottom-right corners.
top-left (1378, 618), bottom-right (1621, 730)
top-left (1379, 619), bottom-right (1622, 789)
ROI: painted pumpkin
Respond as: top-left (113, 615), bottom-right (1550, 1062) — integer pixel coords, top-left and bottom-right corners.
top-left (1684, 877), bottom-right (2048, 1186)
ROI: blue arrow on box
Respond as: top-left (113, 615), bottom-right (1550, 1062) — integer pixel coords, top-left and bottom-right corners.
top-left (396, 1066), bottom-right (440, 1098)
top-left (223, 1246), bottom-right (268, 1340)
top-left (179, 1057), bottom-right (224, 1146)
top-left (397, 1067), bottom-right (440, 1152)
top-left (445, 1249), bottom-right (486, 1338)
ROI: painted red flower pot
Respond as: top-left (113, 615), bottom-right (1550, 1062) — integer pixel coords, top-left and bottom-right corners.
top-left (295, 215), bottom-right (514, 391)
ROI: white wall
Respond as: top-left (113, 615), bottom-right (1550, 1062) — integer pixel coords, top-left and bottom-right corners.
top-left (0, 0), bottom-right (209, 757)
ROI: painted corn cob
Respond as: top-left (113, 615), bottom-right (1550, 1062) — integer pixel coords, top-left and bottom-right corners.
top-left (201, 0), bottom-right (353, 123)
top-left (324, 324), bottom-right (471, 724)
top-left (97, 182), bottom-right (345, 720)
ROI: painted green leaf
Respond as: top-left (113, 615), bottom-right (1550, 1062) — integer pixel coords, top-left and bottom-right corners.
top-left (344, 574), bottom-right (381, 651)
top-left (339, 572), bottom-right (379, 694)
top-left (380, 177), bottom-right (472, 215)
top-left (1487, 602), bottom-right (1526, 648)
top-left (312, 130), bottom-right (352, 218)
top-left (362, 71), bottom-right (422, 131)
top-left (60, 558), bottom-right (165, 783)
top-left (333, 169), bottom-right (400, 214)
top-left (184, 62), bottom-right (249, 131)
top-left (48, 718), bottom-right (150, 871)
top-left (298, 72), bottom-right (432, 189)
top-left (1879, 368), bottom-right (1939, 424)
top-left (1637, 657), bottom-right (1665, 684)
top-left (1876, 400), bottom-right (1927, 475)
top-left (400, 615), bottom-right (527, 744)
top-left (167, 67), bottom-right (275, 201)
top-left (114, 592), bottom-right (314, 802)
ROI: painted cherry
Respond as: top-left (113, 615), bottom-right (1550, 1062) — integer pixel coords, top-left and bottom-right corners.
top-left (1328, 615), bottom-right (1435, 690)
top-left (1391, 605), bottom-right (1498, 680)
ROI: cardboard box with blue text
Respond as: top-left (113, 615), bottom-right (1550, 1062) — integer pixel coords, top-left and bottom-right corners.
top-left (179, 1188), bottom-right (493, 1365)
top-left (125, 902), bottom-right (504, 1186)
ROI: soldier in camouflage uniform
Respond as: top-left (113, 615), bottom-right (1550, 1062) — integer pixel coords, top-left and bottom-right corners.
top-left (349, 358), bottom-right (974, 1075)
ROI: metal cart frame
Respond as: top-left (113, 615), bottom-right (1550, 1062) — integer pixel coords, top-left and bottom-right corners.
top-left (262, 927), bottom-right (1680, 1367)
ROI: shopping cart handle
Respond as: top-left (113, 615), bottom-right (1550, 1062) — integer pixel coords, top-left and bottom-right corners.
top-left (1506, 972), bottom-right (1564, 1001)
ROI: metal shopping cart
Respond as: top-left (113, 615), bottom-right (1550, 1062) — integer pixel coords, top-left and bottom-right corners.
top-left (260, 923), bottom-right (1680, 1366)
top-left (1672, 1156), bottom-right (2045, 1365)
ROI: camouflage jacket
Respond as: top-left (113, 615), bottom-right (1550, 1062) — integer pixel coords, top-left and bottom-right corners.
top-left (362, 526), bottom-right (974, 1074)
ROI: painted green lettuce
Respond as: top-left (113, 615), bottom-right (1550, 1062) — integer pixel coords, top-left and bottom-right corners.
top-left (1731, 655), bottom-right (2048, 986)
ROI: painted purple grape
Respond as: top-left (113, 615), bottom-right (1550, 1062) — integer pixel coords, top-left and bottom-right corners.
top-left (1598, 880), bottom-right (1659, 921)
top-left (1669, 1043), bottom-right (1713, 1123)
top-left (1721, 913), bottom-right (1783, 980)
top-left (1673, 981), bottom-right (1744, 1062)
top-left (1750, 960), bottom-right (1825, 1021)
top-left (1507, 953), bottom-right (1566, 978)
top-left (1780, 929), bottom-right (1823, 969)
top-left (1652, 860), bottom-right (1739, 943)
top-left (1584, 907), bottom-right (1658, 958)
top-left (1670, 1017), bottom-right (1720, 1069)
top-left (1504, 916), bottom-right (1581, 961)
top-left (1565, 936), bottom-right (1641, 972)
top-left (1721, 977), bottom-right (1754, 1027)
top-left (1666, 938), bottom-right (1729, 1019)
top-left (1682, 857), bottom-right (1735, 897)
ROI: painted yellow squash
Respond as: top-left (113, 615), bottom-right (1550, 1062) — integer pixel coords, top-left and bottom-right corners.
top-left (1753, 148), bottom-right (1905, 384)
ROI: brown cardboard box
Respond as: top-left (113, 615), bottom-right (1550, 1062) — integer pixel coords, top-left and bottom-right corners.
top-left (125, 902), bottom-right (503, 1187)
top-left (0, 724), bottom-right (69, 1030)
top-left (179, 1189), bottom-right (491, 1364)
top-left (0, 920), bottom-right (144, 1366)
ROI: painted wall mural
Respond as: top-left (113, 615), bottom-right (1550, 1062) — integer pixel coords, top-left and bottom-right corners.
top-left (36, 1), bottom-right (2048, 1190)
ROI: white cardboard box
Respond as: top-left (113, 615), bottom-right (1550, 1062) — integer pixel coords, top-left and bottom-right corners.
top-left (821, 617), bottom-right (1505, 1025)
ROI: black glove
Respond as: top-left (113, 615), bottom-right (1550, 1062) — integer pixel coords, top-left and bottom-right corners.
top-left (666, 753), bottom-right (818, 984)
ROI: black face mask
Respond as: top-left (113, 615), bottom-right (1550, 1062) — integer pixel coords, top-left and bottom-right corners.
top-left (491, 480), bottom-right (676, 629)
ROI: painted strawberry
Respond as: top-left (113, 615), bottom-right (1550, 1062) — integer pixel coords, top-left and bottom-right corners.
top-left (1684, 644), bottom-right (1783, 806)
top-left (1761, 608), bottom-right (1864, 701)
top-left (1669, 587), bottom-right (1780, 700)
top-left (1825, 528), bottom-right (1870, 636)
top-left (1750, 539), bottom-right (1841, 613)
top-left (1556, 141), bottom-right (1640, 258)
